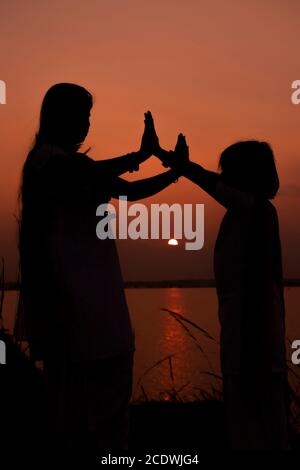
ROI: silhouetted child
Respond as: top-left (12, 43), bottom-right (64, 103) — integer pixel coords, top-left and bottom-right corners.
top-left (156, 133), bottom-right (290, 450)
top-left (19, 84), bottom-right (179, 449)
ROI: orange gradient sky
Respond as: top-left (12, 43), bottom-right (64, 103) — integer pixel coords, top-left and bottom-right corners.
top-left (0, 0), bottom-right (300, 281)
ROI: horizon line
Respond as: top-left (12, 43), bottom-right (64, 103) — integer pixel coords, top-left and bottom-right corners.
top-left (3, 278), bottom-right (300, 290)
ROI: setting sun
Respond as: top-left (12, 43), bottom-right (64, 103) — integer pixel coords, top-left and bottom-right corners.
top-left (168, 239), bottom-right (178, 246)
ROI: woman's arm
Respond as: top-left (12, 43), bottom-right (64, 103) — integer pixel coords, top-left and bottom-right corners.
top-left (91, 149), bottom-right (148, 177)
top-left (110, 170), bottom-right (179, 201)
top-left (91, 111), bottom-right (158, 177)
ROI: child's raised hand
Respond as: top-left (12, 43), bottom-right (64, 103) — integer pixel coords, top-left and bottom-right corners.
top-left (175, 133), bottom-right (189, 167)
top-left (161, 133), bottom-right (189, 171)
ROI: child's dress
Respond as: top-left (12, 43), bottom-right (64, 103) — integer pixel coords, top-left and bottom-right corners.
top-left (213, 180), bottom-right (289, 449)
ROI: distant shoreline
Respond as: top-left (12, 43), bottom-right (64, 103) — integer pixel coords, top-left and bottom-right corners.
top-left (4, 279), bottom-right (300, 290)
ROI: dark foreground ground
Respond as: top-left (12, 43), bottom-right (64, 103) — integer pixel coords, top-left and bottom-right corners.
top-left (0, 331), bottom-right (226, 451)
top-left (1, 331), bottom-right (300, 453)
top-left (129, 401), bottom-right (226, 450)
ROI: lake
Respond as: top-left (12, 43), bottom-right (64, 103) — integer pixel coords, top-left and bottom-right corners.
top-left (2, 287), bottom-right (300, 400)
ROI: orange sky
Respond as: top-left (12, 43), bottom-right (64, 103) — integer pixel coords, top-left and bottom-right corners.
top-left (0, 0), bottom-right (300, 281)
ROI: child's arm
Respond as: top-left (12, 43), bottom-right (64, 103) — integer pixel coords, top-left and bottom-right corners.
top-left (166, 135), bottom-right (255, 210)
top-left (183, 162), bottom-right (255, 210)
top-left (182, 161), bottom-right (220, 197)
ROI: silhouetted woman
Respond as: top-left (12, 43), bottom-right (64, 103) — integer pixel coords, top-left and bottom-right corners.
top-left (19, 83), bottom-right (179, 449)
top-left (155, 133), bottom-right (290, 450)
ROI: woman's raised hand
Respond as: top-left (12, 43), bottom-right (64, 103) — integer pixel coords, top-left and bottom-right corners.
top-left (139, 111), bottom-right (160, 157)
top-left (132, 112), bottom-right (189, 175)
top-left (128, 112), bottom-right (160, 173)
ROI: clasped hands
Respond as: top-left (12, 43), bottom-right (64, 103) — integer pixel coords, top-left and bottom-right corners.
top-left (131, 111), bottom-right (189, 176)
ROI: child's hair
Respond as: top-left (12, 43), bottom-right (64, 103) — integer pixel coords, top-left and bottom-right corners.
top-left (219, 140), bottom-right (279, 199)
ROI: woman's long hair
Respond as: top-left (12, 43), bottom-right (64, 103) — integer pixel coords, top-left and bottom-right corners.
top-left (20, 82), bottom-right (93, 205)
top-left (33, 82), bottom-right (93, 152)
top-left (16, 84), bottom-right (93, 342)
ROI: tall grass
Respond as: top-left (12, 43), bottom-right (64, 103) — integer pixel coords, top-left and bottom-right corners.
top-left (134, 304), bottom-right (300, 435)
top-left (134, 307), bottom-right (222, 403)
